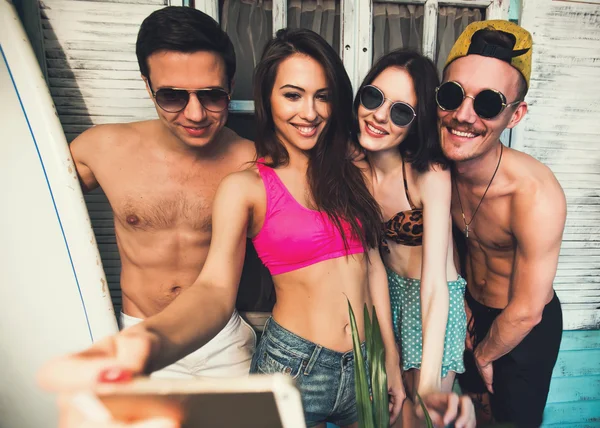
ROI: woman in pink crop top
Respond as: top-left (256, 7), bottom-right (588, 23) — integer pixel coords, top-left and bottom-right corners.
top-left (244, 29), bottom-right (404, 427)
top-left (353, 50), bottom-right (469, 427)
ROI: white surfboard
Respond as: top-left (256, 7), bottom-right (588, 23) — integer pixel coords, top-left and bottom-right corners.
top-left (0, 1), bottom-right (118, 426)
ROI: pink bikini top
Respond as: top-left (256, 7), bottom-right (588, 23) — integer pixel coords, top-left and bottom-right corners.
top-left (252, 160), bottom-right (365, 276)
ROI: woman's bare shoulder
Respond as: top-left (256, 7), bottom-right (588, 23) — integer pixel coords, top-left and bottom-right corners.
top-left (219, 164), bottom-right (262, 193)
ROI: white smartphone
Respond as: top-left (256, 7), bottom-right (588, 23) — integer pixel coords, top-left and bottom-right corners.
top-left (77, 374), bottom-right (306, 428)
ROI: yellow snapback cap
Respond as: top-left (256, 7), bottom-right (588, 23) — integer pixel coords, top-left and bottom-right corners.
top-left (445, 20), bottom-right (533, 88)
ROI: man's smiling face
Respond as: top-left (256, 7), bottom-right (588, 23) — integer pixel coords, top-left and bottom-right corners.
top-left (439, 55), bottom-right (525, 162)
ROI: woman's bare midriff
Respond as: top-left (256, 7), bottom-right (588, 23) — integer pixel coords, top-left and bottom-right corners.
top-left (271, 253), bottom-right (371, 353)
top-left (383, 228), bottom-right (459, 281)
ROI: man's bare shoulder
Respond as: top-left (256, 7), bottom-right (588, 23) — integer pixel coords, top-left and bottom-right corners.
top-left (219, 127), bottom-right (257, 169)
top-left (508, 148), bottom-right (564, 197)
top-left (507, 147), bottom-right (566, 224)
top-left (75, 121), bottom-right (150, 141)
top-left (70, 120), bottom-right (156, 153)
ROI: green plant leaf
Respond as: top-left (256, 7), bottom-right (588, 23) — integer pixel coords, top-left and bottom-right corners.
top-left (364, 304), bottom-right (374, 384)
top-left (372, 347), bottom-right (389, 427)
top-left (415, 392), bottom-right (434, 428)
top-left (348, 299), bottom-right (374, 428)
top-left (371, 306), bottom-right (390, 428)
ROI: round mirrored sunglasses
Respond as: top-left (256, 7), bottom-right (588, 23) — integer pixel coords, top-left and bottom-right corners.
top-left (359, 85), bottom-right (416, 127)
top-left (435, 81), bottom-right (522, 120)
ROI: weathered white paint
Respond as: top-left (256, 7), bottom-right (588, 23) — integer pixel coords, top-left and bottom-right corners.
top-left (340, 0), bottom-right (358, 90)
top-left (273, 0), bottom-right (288, 32)
top-left (422, 0), bottom-right (439, 61)
top-left (517, 0), bottom-right (600, 329)
top-left (340, 0), bottom-right (372, 91)
top-left (195, 0), bottom-right (219, 21)
top-left (356, 0), bottom-right (373, 87)
top-left (486, 0), bottom-right (509, 19)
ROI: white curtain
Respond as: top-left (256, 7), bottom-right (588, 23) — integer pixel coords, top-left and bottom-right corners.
top-left (372, 3), bottom-right (424, 62)
top-left (372, 2), bottom-right (483, 76)
top-left (436, 7), bottom-right (483, 75)
top-left (221, 0), bottom-right (340, 100)
top-left (221, 0), bottom-right (273, 100)
top-left (222, 1), bottom-right (482, 98)
top-left (288, 0), bottom-right (340, 53)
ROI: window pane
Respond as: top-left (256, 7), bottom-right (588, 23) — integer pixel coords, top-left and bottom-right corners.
top-left (226, 111), bottom-right (257, 141)
top-left (220, 0), bottom-right (273, 100)
top-left (288, 0), bottom-right (341, 54)
top-left (372, 3), bottom-right (424, 62)
top-left (436, 7), bottom-right (484, 75)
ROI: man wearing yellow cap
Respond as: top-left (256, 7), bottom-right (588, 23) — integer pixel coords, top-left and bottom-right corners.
top-left (438, 20), bottom-right (566, 427)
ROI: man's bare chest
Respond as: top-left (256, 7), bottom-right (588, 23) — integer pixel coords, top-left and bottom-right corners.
top-left (450, 200), bottom-right (513, 252)
top-left (103, 171), bottom-right (224, 232)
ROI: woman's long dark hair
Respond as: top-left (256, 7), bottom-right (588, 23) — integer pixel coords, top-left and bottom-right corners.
top-left (254, 28), bottom-right (381, 251)
top-left (352, 49), bottom-right (449, 172)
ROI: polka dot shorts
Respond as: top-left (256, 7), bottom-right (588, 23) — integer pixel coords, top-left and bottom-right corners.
top-left (386, 266), bottom-right (467, 377)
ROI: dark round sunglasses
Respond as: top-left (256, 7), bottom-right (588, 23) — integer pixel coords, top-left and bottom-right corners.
top-left (151, 87), bottom-right (230, 113)
top-left (359, 85), bottom-right (416, 127)
top-left (436, 81), bottom-right (522, 120)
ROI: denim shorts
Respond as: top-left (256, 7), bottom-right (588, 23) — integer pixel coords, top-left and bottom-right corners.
top-left (250, 317), bottom-right (365, 427)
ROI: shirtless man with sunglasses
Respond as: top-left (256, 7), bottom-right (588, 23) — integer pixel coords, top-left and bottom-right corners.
top-left (438, 21), bottom-right (566, 427)
top-left (67, 6), bottom-right (257, 379)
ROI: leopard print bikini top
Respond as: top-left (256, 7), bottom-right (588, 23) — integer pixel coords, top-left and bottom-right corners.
top-left (381, 159), bottom-right (423, 252)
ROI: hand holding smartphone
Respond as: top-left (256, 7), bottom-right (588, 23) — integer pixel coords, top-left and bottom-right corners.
top-left (70, 374), bottom-right (306, 428)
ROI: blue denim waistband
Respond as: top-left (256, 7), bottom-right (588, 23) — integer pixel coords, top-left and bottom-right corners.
top-left (263, 317), bottom-right (365, 370)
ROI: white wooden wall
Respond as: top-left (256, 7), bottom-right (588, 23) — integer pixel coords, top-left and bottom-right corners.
top-left (516, 0), bottom-right (600, 330)
top-left (40, 0), bottom-right (176, 313)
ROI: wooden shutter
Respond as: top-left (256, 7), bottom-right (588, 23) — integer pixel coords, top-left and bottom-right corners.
top-left (518, 0), bottom-right (600, 330)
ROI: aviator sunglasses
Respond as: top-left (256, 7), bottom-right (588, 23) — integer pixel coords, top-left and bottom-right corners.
top-left (436, 81), bottom-right (522, 120)
top-left (150, 85), bottom-right (230, 113)
top-left (359, 85), bottom-right (417, 127)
